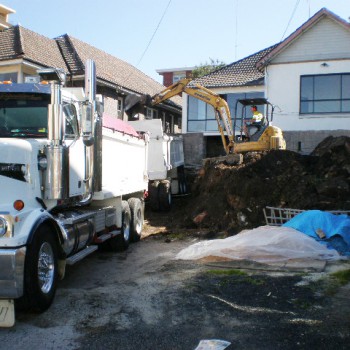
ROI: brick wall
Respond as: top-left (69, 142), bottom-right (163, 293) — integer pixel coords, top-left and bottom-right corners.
top-left (162, 72), bottom-right (173, 87)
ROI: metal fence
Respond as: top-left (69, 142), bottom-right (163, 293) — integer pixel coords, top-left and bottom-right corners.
top-left (263, 206), bottom-right (350, 226)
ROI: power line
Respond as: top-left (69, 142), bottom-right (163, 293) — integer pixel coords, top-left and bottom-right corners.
top-left (121, 0), bottom-right (172, 88)
top-left (234, 0), bottom-right (238, 61)
top-left (135, 0), bottom-right (172, 67)
top-left (280, 0), bottom-right (301, 42)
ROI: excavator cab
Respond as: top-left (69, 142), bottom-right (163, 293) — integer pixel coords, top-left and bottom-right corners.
top-left (234, 98), bottom-right (275, 142)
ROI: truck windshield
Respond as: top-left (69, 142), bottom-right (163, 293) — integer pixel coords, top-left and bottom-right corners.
top-left (0, 93), bottom-right (50, 138)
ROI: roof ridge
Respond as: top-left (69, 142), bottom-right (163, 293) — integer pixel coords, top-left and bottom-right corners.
top-left (65, 34), bottom-right (165, 85)
top-left (190, 43), bottom-right (278, 87)
top-left (224, 43), bottom-right (279, 70)
top-left (55, 34), bottom-right (85, 74)
top-left (13, 25), bottom-right (24, 56)
top-left (64, 34), bottom-right (129, 66)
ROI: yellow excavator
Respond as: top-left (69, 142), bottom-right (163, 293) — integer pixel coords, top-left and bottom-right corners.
top-left (152, 78), bottom-right (286, 156)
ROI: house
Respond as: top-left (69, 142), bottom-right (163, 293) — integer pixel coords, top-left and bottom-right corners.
top-left (181, 8), bottom-right (350, 163)
top-left (0, 12), bottom-right (182, 134)
top-left (257, 8), bottom-right (350, 154)
top-left (156, 66), bottom-right (194, 87)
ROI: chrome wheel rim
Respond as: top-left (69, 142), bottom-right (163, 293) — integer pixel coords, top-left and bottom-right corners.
top-left (37, 242), bottom-right (55, 294)
top-left (123, 219), bottom-right (130, 242)
top-left (135, 209), bottom-right (143, 234)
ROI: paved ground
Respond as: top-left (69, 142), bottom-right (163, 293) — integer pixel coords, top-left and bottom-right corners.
top-left (1, 229), bottom-right (350, 350)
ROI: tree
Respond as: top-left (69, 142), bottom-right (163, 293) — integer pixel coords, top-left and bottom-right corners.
top-left (191, 58), bottom-right (226, 79)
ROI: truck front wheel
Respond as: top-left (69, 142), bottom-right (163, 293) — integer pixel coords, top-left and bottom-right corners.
top-left (18, 224), bottom-right (58, 312)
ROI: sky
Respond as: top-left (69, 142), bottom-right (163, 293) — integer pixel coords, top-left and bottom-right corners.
top-left (3, 0), bottom-right (350, 83)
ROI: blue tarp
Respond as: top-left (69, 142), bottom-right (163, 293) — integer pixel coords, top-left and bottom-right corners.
top-left (283, 210), bottom-right (350, 255)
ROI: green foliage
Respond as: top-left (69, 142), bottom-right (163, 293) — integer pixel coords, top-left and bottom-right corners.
top-left (192, 58), bottom-right (226, 78)
top-left (331, 269), bottom-right (350, 286)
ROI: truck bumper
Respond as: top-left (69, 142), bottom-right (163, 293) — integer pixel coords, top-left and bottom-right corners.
top-left (0, 247), bottom-right (26, 298)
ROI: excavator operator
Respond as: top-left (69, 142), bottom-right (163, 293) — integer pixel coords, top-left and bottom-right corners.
top-left (244, 105), bottom-right (264, 139)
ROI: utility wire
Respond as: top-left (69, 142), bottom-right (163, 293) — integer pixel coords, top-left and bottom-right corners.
top-left (135, 0), bottom-right (172, 67)
top-left (234, 0), bottom-right (238, 61)
top-left (280, 0), bottom-right (301, 41)
top-left (121, 0), bottom-right (172, 89)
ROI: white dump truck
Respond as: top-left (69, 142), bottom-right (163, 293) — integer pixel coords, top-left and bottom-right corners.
top-left (0, 60), bottom-right (148, 327)
top-left (130, 119), bottom-right (186, 211)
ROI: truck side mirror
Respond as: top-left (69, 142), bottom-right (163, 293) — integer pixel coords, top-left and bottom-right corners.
top-left (82, 102), bottom-right (94, 146)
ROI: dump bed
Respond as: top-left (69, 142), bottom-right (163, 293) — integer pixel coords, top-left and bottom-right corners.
top-left (129, 119), bottom-right (184, 181)
top-left (93, 115), bottom-right (148, 199)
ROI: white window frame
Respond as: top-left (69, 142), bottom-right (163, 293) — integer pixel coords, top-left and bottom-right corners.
top-left (146, 107), bottom-right (158, 120)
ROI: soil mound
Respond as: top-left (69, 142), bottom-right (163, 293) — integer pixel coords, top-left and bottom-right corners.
top-left (184, 136), bottom-right (350, 234)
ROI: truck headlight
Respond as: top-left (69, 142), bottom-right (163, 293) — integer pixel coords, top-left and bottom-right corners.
top-left (0, 217), bottom-right (8, 236)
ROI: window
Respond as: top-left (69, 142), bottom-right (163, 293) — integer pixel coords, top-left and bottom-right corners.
top-left (146, 107), bottom-right (158, 120)
top-left (173, 73), bottom-right (186, 84)
top-left (187, 92), bottom-right (263, 132)
top-left (63, 103), bottom-right (79, 138)
top-left (0, 92), bottom-right (49, 138)
top-left (0, 72), bottom-right (17, 83)
top-left (300, 73), bottom-right (350, 114)
top-left (117, 98), bottom-right (123, 118)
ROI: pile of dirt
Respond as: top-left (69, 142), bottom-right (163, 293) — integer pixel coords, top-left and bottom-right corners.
top-left (182, 136), bottom-right (350, 234)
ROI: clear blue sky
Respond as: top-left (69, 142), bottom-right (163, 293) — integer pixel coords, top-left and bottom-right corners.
top-left (3, 0), bottom-right (350, 83)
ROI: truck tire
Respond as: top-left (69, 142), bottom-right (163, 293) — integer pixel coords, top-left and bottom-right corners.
top-left (149, 181), bottom-right (160, 211)
top-left (17, 224), bottom-right (58, 312)
top-left (102, 202), bottom-right (131, 252)
top-left (128, 198), bottom-right (144, 242)
top-left (159, 180), bottom-right (172, 211)
top-left (118, 200), bottom-right (131, 250)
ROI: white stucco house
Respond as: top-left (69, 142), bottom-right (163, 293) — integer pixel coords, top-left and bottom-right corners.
top-left (259, 8), bottom-right (350, 153)
top-left (182, 8), bottom-right (350, 161)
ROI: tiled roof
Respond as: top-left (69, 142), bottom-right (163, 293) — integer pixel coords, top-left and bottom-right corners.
top-left (0, 26), bottom-right (181, 108)
top-left (0, 25), bottom-right (22, 59)
top-left (55, 35), bottom-right (182, 107)
top-left (0, 26), bottom-right (68, 70)
top-left (191, 44), bottom-right (278, 88)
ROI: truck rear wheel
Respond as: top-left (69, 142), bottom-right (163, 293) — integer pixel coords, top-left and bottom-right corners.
top-left (102, 202), bottom-right (131, 252)
top-left (149, 181), bottom-right (160, 211)
top-left (159, 180), bottom-right (172, 211)
top-left (116, 200), bottom-right (131, 251)
top-left (17, 224), bottom-right (58, 312)
top-left (128, 198), bottom-right (144, 242)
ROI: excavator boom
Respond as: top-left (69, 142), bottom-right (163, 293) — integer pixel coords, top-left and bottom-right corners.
top-left (153, 79), bottom-right (235, 154)
top-left (152, 78), bottom-right (286, 156)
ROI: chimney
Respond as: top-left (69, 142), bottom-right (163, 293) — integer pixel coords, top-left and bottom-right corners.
top-left (0, 4), bottom-right (15, 30)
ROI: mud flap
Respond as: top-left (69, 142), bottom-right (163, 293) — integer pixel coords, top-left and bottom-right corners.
top-left (0, 299), bottom-right (15, 327)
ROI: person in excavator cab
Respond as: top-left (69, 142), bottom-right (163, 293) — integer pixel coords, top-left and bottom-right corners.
top-left (243, 105), bottom-right (264, 140)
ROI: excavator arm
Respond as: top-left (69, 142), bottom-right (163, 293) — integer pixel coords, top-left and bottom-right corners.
top-left (152, 79), bottom-right (235, 154)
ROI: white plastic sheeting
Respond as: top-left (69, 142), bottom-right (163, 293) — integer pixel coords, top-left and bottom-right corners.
top-left (176, 226), bottom-right (341, 263)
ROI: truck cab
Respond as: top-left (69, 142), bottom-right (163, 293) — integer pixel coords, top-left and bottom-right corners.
top-left (0, 61), bottom-right (148, 327)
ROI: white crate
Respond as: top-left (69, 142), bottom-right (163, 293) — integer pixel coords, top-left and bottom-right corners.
top-left (263, 206), bottom-right (350, 226)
